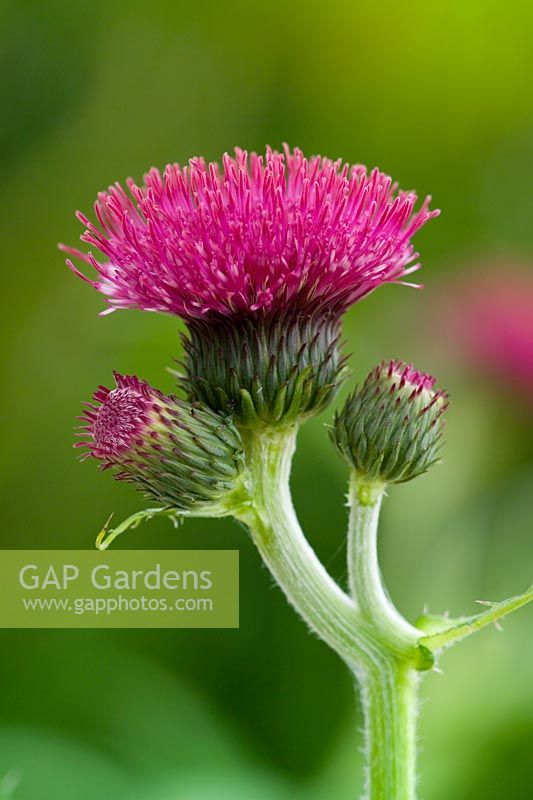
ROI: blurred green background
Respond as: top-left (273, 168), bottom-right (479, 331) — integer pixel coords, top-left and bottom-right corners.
top-left (1, 0), bottom-right (532, 797)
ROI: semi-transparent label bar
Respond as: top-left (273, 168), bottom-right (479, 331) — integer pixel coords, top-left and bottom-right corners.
top-left (0, 551), bottom-right (239, 628)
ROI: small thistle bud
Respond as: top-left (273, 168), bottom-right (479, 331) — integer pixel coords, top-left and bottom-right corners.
top-left (77, 373), bottom-right (245, 512)
top-left (332, 360), bottom-right (449, 484)
top-left (180, 311), bottom-right (348, 427)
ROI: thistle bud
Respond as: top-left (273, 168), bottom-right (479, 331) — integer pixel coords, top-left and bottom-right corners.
top-left (332, 360), bottom-right (448, 484)
top-left (77, 373), bottom-right (245, 512)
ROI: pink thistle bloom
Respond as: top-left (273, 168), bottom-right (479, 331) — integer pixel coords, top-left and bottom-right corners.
top-left (76, 373), bottom-right (244, 508)
top-left (77, 373), bottom-right (160, 464)
top-left (61, 146), bottom-right (439, 320)
top-left (381, 359), bottom-right (446, 407)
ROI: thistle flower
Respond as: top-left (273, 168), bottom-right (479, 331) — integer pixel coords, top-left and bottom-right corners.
top-left (63, 146), bottom-right (437, 319)
top-left (332, 360), bottom-right (449, 485)
top-left (63, 146), bottom-right (438, 425)
top-left (77, 373), bottom-right (245, 512)
top-left (443, 265), bottom-right (533, 403)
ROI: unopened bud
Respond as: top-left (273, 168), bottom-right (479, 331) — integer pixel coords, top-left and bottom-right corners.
top-left (77, 373), bottom-right (245, 512)
top-left (332, 360), bottom-right (448, 484)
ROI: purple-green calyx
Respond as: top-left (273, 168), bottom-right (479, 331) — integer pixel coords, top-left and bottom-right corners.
top-left (78, 372), bottom-right (245, 513)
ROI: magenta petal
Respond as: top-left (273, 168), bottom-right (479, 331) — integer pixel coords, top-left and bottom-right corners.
top-left (63, 146), bottom-right (438, 320)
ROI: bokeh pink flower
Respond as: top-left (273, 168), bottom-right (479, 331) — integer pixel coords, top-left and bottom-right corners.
top-left (445, 264), bottom-right (533, 400)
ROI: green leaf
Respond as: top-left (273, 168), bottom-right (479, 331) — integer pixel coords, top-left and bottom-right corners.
top-left (420, 585), bottom-right (533, 653)
top-left (95, 507), bottom-right (182, 551)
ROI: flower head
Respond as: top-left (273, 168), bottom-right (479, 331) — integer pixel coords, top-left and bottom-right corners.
top-left (62, 146), bottom-right (438, 320)
top-left (77, 373), bottom-right (245, 511)
top-left (332, 360), bottom-right (449, 484)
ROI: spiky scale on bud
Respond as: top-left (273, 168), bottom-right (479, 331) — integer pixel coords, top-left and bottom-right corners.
top-left (77, 373), bottom-right (245, 512)
top-left (180, 311), bottom-right (349, 427)
top-left (332, 360), bottom-right (448, 484)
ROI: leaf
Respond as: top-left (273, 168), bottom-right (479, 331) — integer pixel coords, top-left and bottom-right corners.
top-left (420, 585), bottom-right (533, 653)
top-left (95, 507), bottom-right (182, 551)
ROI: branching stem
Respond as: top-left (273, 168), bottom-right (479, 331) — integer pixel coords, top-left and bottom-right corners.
top-left (96, 427), bottom-right (533, 799)
top-left (236, 427), bottom-right (423, 800)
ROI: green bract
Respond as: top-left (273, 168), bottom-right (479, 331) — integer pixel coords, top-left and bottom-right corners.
top-left (180, 311), bottom-right (348, 427)
top-left (128, 401), bottom-right (246, 511)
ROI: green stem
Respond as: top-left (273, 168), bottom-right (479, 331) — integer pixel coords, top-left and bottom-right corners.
top-left (236, 427), bottom-right (423, 800)
top-left (349, 474), bottom-right (420, 799)
top-left (236, 427), bottom-right (382, 665)
top-left (362, 658), bottom-right (420, 800)
top-left (348, 474), bottom-right (421, 656)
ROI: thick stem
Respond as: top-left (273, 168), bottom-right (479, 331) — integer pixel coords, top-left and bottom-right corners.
top-left (236, 427), bottom-right (422, 800)
top-left (361, 657), bottom-right (419, 800)
top-left (236, 427), bottom-right (388, 666)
